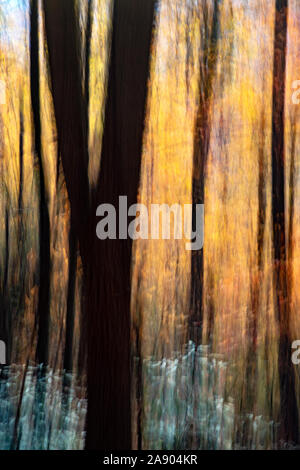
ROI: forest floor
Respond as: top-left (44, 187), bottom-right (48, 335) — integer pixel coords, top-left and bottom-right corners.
top-left (0, 345), bottom-right (284, 449)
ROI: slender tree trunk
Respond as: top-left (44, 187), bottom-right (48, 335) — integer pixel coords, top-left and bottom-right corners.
top-left (61, 218), bottom-right (77, 416)
top-left (271, 0), bottom-right (299, 446)
top-left (0, 207), bottom-right (11, 364)
top-left (244, 109), bottom-right (267, 416)
top-left (190, 0), bottom-right (220, 343)
top-left (63, 217), bottom-right (77, 373)
top-left (43, 0), bottom-right (157, 449)
top-left (257, 110), bottom-right (267, 276)
top-left (85, 0), bottom-right (93, 130)
top-left (30, 0), bottom-right (51, 366)
top-left (75, 0), bottom-right (94, 379)
top-left (287, 113), bottom-right (296, 262)
top-left (18, 96), bottom-right (24, 213)
top-left (15, 91), bottom-right (26, 364)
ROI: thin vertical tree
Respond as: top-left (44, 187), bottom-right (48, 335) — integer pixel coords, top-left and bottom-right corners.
top-left (190, 0), bottom-right (220, 343)
top-left (74, 0), bottom-right (94, 379)
top-left (242, 108), bottom-right (267, 434)
top-left (18, 93), bottom-right (24, 214)
top-left (1, 207), bottom-right (10, 363)
top-left (63, 221), bottom-right (77, 375)
top-left (30, 0), bottom-right (51, 366)
top-left (43, 0), bottom-right (157, 449)
top-left (63, 0), bottom-right (93, 378)
top-left (271, 0), bottom-right (299, 445)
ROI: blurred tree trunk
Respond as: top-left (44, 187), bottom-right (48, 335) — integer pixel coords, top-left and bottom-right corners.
top-left (30, 0), bottom-right (51, 366)
top-left (190, 0), bottom-right (220, 343)
top-left (75, 0), bottom-right (94, 379)
top-left (253, 109), bottom-right (267, 347)
top-left (18, 95), bottom-right (24, 213)
top-left (63, 0), bottom-right (93, 376)
top-left (0, 207), bottom-right (11, 364)
top-left (63, 217), bottom-right (77, 374)
top-left (16, 91), bottom-right (26, 362)
top-left (85, 0), bottom-right (93, 133)
top-left (271, 0), bottom-right (299, 446)
top-left (288, 112), bottom-right (296, 263)
top-left (43, 0), bottom-right (156, 449)
top-left (242, 109), bottom-right (267, 433)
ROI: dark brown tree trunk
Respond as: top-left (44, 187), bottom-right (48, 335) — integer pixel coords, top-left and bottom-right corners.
top-left (246, 109), bottom-right (267, 405)
top-left (30, 0), bottom-right (51, 366)
top-left (0, 207), bottom-right (11, 364)
top-left (190, 0), bottom-right (220, 343)
top-left (43, 0), bottom-right (157, 449)
top-left (43, 0), bottom-right (90, 251)
top-left (63, 217), bottom-right (77, 373)
top-left (241, 110), bottom-right (267, 436)
top-left (75, 0), bottom-right (94, 379)
top-left (271, 0), bottom-right (299, 446)
top-left (15, 91), bottom-right (26, 364)
top-left (287, 113), bottom-right (296, 262)
top-left (85, 0), bottom-right (93, 130)
top-left (18, 96), bottom-right (24, 213)
top-left (257, 111), bottom-right (267, 276)
top-left (85, 0), bottom-right (157, 449)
